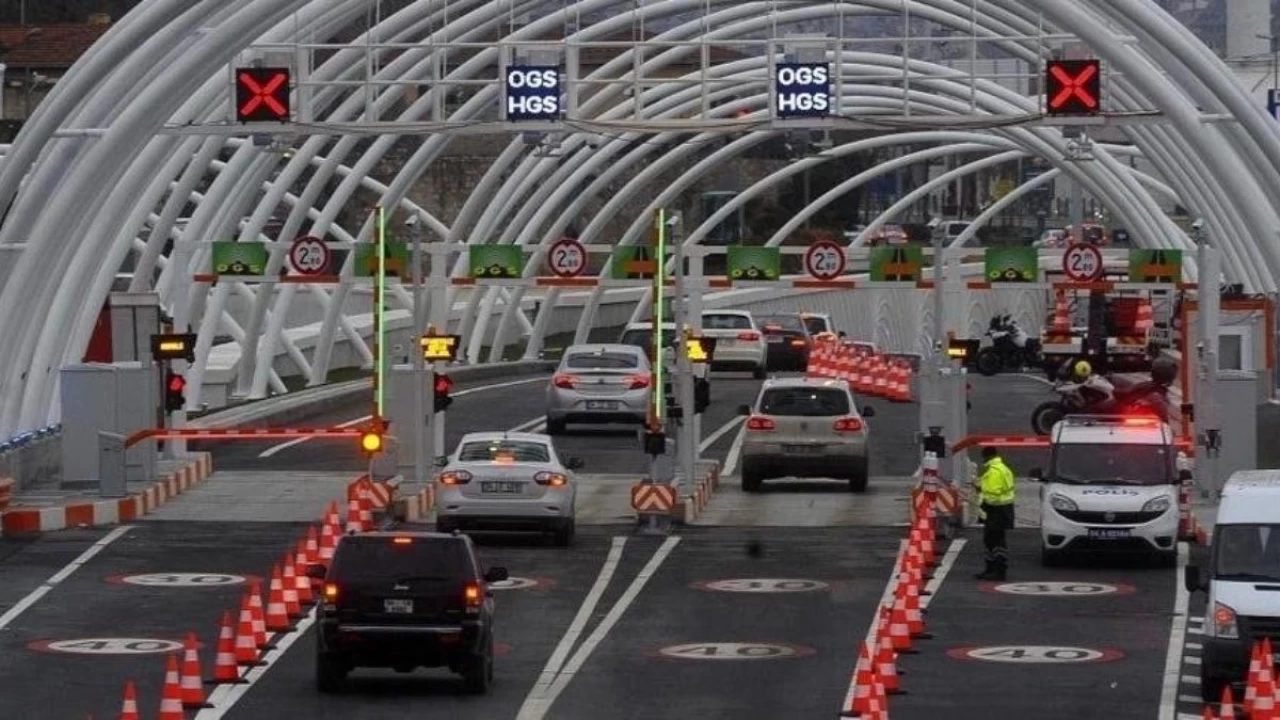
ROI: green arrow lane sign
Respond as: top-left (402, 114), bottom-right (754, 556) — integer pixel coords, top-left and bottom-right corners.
top-left (984, 247), bottom-right (1038, 283)
top-left (726, 246), bottom-right (780, 281)
top-left (469, 245), bottom-right (523, 279)
top-left (211, 242), bottom-right (269, 276)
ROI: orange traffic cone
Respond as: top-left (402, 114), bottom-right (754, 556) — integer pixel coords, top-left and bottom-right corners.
top-left (876, 609), bottom-right (904, 695)
top-left (888, 598), bottom-right (916, 654)
top-left (246, 582), bottom-right (268, 648)
top-left (234, 597), bottom-right (260, 666)
top-left (305, 526), bottom-right (321, 565)
top-left (213, 610), bottom-right (244, 683)
top-left (118, 681), bottom-right (139, 720)
top-left (158, 653), bottom-right (184, 720)
top-left (869, 665), bottom-right (890, 719)
top-left (265, 566), bottom-right (291, 632)
top-left (345, 497), bottom-right (363, 534)
top-left (319, 520), bottom-right (338, 566)
top-left (1221, 684), bottom-right (1238, 719)
top-left (1255, 654), bottom-right (1277, 720)
top-left (179, 631), bottom-right (210, 708)
top-left (847, 641), bottom-right (877, 715)
top-left (281, 556), bottom-right (302, 618)
top-left (323, 500), bottom-right (340, 527)
top-left (902, 574), bottom-right (929, 639)
top-left (293, 540), bottom-right (314, 605)
top-left (1201, 705), bottom-right (1215, 719)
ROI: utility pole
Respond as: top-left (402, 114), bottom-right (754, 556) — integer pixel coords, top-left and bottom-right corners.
top-left (408, 215), bottom-right (426, 485)
top-left (1194, 223), bottom-right (1223, 497)
top-left (671, 212), bottom-right (696, 494)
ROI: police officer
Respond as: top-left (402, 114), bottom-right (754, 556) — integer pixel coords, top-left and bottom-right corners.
top-left (974, 446), bottom-right (1016, 581)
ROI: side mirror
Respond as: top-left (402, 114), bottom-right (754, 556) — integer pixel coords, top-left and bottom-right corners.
top-left (566, 457), bottom-right (584, 470)
top-left (737, 404), bottom-right (752, 416)
top-left (838, 331), bottom-right (848, 339)
top-left (484, 566), bottom-right (509, 583)
top-left (861, 406), bottom-right (876, 418)
top-left (305, 564), bottom-right (327, 580)
top-left (1184, 564), bottom-right (1206, 593)
top-left (434, 455), bottom-right (449, 468)
top-left (1029, 468), bottom-right (1044, 481)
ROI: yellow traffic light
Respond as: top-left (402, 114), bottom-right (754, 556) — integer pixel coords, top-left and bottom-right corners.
top-left (360, 431), bottom-right (383, 454)
top-left (685, 336), bottom-right (711, 363)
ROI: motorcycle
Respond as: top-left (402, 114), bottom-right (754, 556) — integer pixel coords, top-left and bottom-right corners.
top-left (975, 315), bottom-right (1042, 376)
top-left (1030, 374), bottom-right (1170, 435)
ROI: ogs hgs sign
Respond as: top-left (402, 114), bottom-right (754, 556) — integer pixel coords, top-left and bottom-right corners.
top-left (506, 65), bottom-right (562, 121)
top-left (775, 62), bottom-right (831, 118)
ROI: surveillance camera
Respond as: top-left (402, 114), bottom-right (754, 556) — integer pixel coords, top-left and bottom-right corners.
top-left (404, 214), bottom-right (419, 227)
top-left (927, 218), bottom-right (941, 229)
top-left (1191, 218), bottom-right (1204, 230)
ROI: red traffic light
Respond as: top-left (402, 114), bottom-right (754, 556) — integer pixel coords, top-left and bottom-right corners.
top-left (167, 374), bottom-right (186, 392)
top-left (235, 67), bottom-right (290, 122)
top-left (434, 375), bottom-right (453, 394)
top-left (1045, 59), bottom-right (1101, 115)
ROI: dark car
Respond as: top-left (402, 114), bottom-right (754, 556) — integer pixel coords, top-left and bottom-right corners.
top-left (310, 532), bottom-right (508, 694)
top-left (756, 313), bottom-right (812, 371)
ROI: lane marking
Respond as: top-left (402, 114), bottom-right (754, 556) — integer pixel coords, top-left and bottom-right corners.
top-left (258, 376), bottom-right (549, 457)
top-left (521, 537), bottom-right (626, 706)
top-left (699, 415), bottom-right (743, 453)
top-left (518, 536), bottom-right (681, 720)
top-left (1158, 541), bottom-right (1191, 720)
top-left (921, 539), bottom-right (966, 609)
top-left (194, 607), bottom-right (317, 719)
top-left (508, 416), bottom-right (546, 433)
top-left (0, 525), bottom-right (133, 633)
top-left (721, 424), bottom-right (746, 477)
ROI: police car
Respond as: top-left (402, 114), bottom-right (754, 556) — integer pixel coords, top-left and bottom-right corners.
top-left (1031, 415), bottom-right (1180, 566)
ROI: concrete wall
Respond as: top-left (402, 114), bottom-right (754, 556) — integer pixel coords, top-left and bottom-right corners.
top-left (0, 434), bottom-right (61, 490)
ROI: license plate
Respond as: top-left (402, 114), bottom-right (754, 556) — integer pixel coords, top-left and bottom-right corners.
top-left (586, 400), bottom-right (618, 410)
top-left (766, 336), bottom-right (784, 343)
top-left (384, 598), bottom-right (413, 614)
top-left (1087, 527), bottom-right (1131, 540)
top-left (481, 481), bottom-right (522, 494)
top-left (782, 444), bottom-right (823, 454)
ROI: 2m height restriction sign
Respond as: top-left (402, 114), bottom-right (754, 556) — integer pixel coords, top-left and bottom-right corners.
top-left (1062, 243), bottom-right (1104, 282)
top-left (804, 240), bottom-right (846, 280)
top-left (289, 236), bottom-right (331, 275)
top-left (546, 237), bottom-right (586, 278)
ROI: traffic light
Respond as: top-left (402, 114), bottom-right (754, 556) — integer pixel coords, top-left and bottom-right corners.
top-left (694, 377), bottom-right (710, 414)
top-left (1045, 59), bottom-right (1101, 116)
top-left (235, 67), bottom-right (291, 122)
top-left (164, 371), bottom-right (186, 412)
top-left (359, 416), bottom-right (388, 457)
top-left (433, 374), bottom-right (454, 413)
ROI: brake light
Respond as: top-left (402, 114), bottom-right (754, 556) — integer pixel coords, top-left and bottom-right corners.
top-left (790, 338), bottom-right (807, 348)
top-left (553, 373), bottom-right (579, 389)
top-left (834, 417), bottom-right (864, 432)
top-left (464, 582), bottom-right (482, 612)
top-left (738, 331), bottom-right (760, 341)
top-left (323, 583), bottom-right (339, 601)
top-left (393, 537), bottom-right (412, 545)
top-left (439, 470), bottom-right (473, 485)
top-left (746, 415), bottom-right (775, 431)
top-left (627, 373), bottom-right (651, 389)
top-left (535, 471), bottom-right (568, 487)
top-left (1123, 417), bottom-right (1157, 426)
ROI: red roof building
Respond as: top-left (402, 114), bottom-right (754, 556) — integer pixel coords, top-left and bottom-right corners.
top-left (1, 15), bottom-right (112, 120)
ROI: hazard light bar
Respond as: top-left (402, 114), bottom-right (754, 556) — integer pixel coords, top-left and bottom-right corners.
top-left (1058, 415), bottom-right (1164, 427)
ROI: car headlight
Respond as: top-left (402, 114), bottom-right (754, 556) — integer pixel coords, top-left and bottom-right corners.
top-left (1142, 496), bottom-right (1172, 514)
top-left (1049, 494), bottom-right (1078, 512)
top-left (1213, 601), bottom-right (1239, 639)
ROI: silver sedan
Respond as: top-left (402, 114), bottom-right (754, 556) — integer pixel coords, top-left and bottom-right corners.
top-left (545, 344), bottom-right (652, 434)
top-left (434, 432), bottom-right (582, 546)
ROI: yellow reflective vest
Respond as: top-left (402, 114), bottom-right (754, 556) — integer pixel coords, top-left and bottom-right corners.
top-left (977, 457), bottom-right (1016, 506)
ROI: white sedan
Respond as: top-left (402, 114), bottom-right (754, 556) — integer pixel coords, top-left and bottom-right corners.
top-left (434, 432), bottom-right (582, 546)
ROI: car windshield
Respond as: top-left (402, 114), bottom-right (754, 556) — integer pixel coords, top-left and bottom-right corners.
top-left (802, 316), bottom-right (828, 334)
top-left (1214, 524), bottom-right (1280, 582)
top-left (565, 351), bottom-right (640, 370)
top-left (458, 440), bottom-right (551, 463)
top-left (1050, 443), bottom-right (1172, 485)
top-left (703, 314), bottom-right (752, 330)
top-left (619, 329), bottom-right (677, 349)
top-left (330, 538), bottom-right (472, 584)
top-left (759, 388), bottom-right (850, 416)
top-left (758, 315), bottom-right (804, 332)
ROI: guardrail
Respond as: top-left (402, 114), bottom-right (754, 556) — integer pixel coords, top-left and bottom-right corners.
top-left (0, 424), bottom-right (63, 492)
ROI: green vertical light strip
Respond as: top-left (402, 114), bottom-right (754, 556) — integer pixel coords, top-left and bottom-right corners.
top-left (376, 205), bottom-right (387, 417)
top-left (653, 208), bottom-right (665, 424)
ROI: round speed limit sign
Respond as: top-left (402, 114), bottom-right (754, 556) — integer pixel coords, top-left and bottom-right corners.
top-left (547, 237), bottom-right (587, 278)
top-left (1062, 243), bottom-right (1103, 282)
top-left (289, 235), bottom-right (331, 276)
top-left (804, 240), bottom-right (846, 281)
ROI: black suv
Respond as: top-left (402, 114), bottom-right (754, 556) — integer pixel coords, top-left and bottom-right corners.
top-left (308, 531), bottom-right (508, 693)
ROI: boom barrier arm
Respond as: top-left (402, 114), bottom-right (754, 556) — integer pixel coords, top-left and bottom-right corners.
top-left (124, 427), bottom-right (364, 449)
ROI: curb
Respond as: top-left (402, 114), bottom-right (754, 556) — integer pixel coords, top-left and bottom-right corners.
top-left (396, 484), bottom-right (436, 523)
top-left (676, 461), bottom-right (721, 524)
top-left (0, 453), bottom-right (213, 536)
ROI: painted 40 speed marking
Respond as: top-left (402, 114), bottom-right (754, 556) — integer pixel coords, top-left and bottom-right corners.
top-left (29, 638), bottom-right (189, 655)
top-left (948, 645), bottom-right (1124, 664)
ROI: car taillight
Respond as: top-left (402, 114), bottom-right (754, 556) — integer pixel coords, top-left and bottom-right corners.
top-left (746, 415), bottom-right (775, 431)
top-left (627, 373), bottom-right (651, 389)
top-left (834, 417), bottom-right (864, 432)
top-left (439, 470), bottom-right (473, 485)
top-left (790, 338), bottom-right (808, 348)
top-left (464, 582), bottom-right (482, 613)
top-left (323, 583), bottom-right (340, 601)
top-left (553, 373), bottom-right (579, 389)
top-left (535, 471), bottom-right (568, 487)
top-left (738, 331), bottom-right (760, 341)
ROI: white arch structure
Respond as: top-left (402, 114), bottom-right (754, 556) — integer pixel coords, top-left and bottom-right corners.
top-left (0, 0), bottom-right (1277, 437)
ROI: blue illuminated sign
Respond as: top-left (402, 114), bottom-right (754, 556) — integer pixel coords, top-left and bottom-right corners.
top-left (774, 62), bottom-right (831, 118)
top-left (505, 65), bottom-right (561, 121)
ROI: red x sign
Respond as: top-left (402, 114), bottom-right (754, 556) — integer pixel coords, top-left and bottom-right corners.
top-left (235, 67), bottom-right (290, 122)
top-left (1045, 59), bottom-right (1101, 116)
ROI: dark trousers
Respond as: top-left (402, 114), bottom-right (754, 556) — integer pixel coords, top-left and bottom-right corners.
top-left (982, 503), bottom-right (1014, 572)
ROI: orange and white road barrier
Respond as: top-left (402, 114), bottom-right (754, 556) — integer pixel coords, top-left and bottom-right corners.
top-left (158, 653), bottom-right (184, 720)
top-left (345, 497), bottom-right (364, 534)
top-left (118, 680), bottom-right (140, 720)
top-left (282, 555), bottom-right (303, 618)
top-left (213, 610), bottom-right (243, 683)
top-left (265, 566), bottom-right (291, 632)
top-left (323, 501), bottom-right (341, 528)
top-left (179, 631), bottom-right (210, 709)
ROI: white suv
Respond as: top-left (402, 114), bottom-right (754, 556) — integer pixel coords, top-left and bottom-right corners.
top-left (1033, 415), bottom-right (1180, 566)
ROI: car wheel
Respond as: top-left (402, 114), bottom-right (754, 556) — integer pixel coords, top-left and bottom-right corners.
top-left (752, 365), bottom-right (767, 380)
top-left (847, 457), bottom-right (869, 493)
top-left (553, 519), bottom-right (575, 547)
top-left (462, 635), bottom-right (494, 694)
top-left (316, 652), bottom-right (347, 694)
top-left (742, 468), bottom-right (764, 493)
top-left (545, 416), bottom-right (566, 435)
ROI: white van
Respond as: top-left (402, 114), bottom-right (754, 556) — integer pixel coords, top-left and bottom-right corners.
top-left (1186, 471), bottom-right (1280, 702)
top-left (1031, 415), bottom-right (1180, 566)
top-left (933, 220), bottom-right (972, 247)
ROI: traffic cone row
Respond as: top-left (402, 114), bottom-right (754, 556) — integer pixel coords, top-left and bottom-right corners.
top-left (805, 339), bottom-right (916, 403)
top-left (1200, 638), bottom-right (1280, 719)
top-left (110, 496), bottom-right (351, 717)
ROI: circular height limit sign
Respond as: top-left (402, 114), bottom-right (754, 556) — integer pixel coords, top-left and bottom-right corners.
top-left (804, 240), bottom-right (846, 281)
top-left (289, 235), bottom-right (331, 276)
top-left (547, 237), bottom-right (587, 278)
top-left (1062, 243), bottom-right (1104, 282)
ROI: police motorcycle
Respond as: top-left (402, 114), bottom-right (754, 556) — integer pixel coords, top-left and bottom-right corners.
top-left (1029, 356), bottom-right (1177, 435)
top-left (974, 314), bottom-right (1043, 376)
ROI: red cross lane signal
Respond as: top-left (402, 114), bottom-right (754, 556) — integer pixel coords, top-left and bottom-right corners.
top-left (235, 67), bottom-right (291, 122)
top-left (1045, 59), bottom-right (1101, 116)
